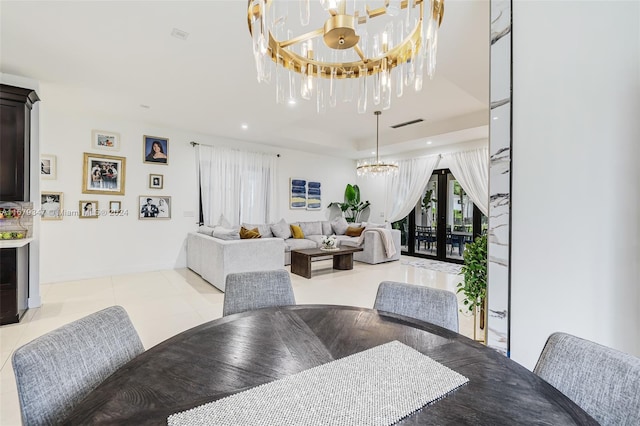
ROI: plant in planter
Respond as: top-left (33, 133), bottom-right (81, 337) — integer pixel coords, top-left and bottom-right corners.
top-left (328, 183), bottom-right (370, 223)
top-left (421, 188), bottom-right (436, 227)
top-left (456, 234), bottom-right (487, 342)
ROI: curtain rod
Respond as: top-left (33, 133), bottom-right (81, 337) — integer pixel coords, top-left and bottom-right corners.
top-left (190, 141), bottom-right (280, 157)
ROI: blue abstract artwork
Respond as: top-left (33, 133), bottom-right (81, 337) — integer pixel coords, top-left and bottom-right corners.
top-left (290, 178), bottom-right (307, 209)
top-left (307, 181), bottom-right (321, 210)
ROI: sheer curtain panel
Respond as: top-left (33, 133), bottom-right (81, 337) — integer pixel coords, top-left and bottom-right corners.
top-left (196, 145), bottom-right (277, 226)
top-left (442, 147), bottom-right (489, 216)
top-left (385, 155), bottom-right (440, 222)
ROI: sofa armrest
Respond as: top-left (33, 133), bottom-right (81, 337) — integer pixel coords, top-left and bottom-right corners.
top-left (187, 232), bottom-right (284, 291)
top-left (354, 229), bottom-right (401, 264)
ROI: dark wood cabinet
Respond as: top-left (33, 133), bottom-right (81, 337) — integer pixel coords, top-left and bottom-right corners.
top-left (0, 84), bottom-right (39, 201)
top-left (0, 245), bottom-right (29, 324)
top-left (0, 84), bottom-right (38, 325)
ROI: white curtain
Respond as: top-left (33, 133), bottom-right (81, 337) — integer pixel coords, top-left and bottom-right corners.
top-left (385, 155), bottom-right (441, 222)
top-left (196, 145), bottom-right (277, 226)
top-left (442, 147), bottom-right (489, 216)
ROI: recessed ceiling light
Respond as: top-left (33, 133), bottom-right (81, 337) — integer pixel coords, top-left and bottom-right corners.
top-left (140, 104), bottom-right (150, 109)
top-left (171, 28), bottom-right (189, 40)
top-left (426, 140), bottom-right (432, 145)
top-left (492, 116), bottom-right (499, 120)
top-left (371, 151), bottom-right (376, 155)
top-left (241, 124), bottom-right (248, 130)
top-left (288, 99), bottom-right (297, 105)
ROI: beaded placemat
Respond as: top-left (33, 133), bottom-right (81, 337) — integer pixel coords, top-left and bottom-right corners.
top-left (168, 340), bottom-right (468, 426)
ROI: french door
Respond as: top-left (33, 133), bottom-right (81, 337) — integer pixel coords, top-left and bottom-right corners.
top-left (394, 169), bottom-right (487, 263)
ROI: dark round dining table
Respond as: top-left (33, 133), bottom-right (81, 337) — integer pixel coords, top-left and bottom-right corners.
top-left (63, 305), bottom-right (597, 425)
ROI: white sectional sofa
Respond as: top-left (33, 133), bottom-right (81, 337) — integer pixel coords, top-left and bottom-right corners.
top-left (186, 218), bottom-right (400, 291)
top-left (187, 233), bottom-right (284, 292)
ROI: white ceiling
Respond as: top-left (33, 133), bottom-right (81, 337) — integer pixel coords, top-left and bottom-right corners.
top-left (0, 0), bottom-right (489, 159)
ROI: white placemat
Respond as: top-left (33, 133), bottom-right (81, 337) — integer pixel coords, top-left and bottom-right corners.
top-left (168, 340), bottom-right (468, 426)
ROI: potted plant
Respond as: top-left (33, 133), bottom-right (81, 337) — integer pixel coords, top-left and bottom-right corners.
top-left (421, 188), bottom-right (436, 227)
top-left (328, 184), bottom-right (370, 223)
top-left (456, 234), bottom-right (487, 342)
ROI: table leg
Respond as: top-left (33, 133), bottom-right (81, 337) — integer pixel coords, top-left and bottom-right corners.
top-left (291, 252), bottom-right (312, 279)
top-left (333, 253), bottom-right (354, 270)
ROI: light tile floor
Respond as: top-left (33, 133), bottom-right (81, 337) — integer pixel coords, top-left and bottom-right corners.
top-left (0, 256), bottom-right (476, 425)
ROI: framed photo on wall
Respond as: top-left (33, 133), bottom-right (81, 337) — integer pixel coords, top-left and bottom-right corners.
top-left (109, 200), bottom-right (122, 215)
top-left (149, 174), bottom-right (164, 189)
top-left (40, 192), bottom-right (63, 220)
top-left (79, 200), bottom-right (98, 219)
top-left (91, 130), bottom-right (120, 151)
top-left (82, 153), bottom-right (126, 195)
top-left (139, 196), bottom-right (171, 219)
top-left (40, 154), bottom-right (57, 180)
top-left (143, 135), bottom-right (169, 165)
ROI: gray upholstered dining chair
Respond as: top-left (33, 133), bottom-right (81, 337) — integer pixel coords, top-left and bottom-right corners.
top-left (534, 332), bottom-right (640, 425)
top-left (373, 281), bottom-right (459, 332)
top-left (223, 269), bottom-right (296, 316)
top-left (12, 305), bottom-right (144, 426)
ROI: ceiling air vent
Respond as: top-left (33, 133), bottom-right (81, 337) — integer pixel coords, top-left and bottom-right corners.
top-left (390, 118), bottom-right (424, 129)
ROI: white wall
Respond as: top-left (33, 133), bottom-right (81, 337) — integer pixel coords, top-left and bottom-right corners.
top-left (38, 82), bottom-right (356, 283)
top-left (510, 1), bottom-right (640, 369)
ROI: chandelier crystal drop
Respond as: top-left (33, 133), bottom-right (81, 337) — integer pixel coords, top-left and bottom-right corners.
top-left (248, 0), bottom-right (444, 113)
top-left (357, 111), bottom-right (398, 177)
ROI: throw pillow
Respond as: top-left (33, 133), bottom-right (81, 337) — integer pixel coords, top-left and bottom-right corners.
top-left (345, 226), bottom-right (365, 237)
top-left (212, 227), bottom-right (240, 240)
top-left (321, 221), bottom-right (333, 236)
top-left (271, 218), bottom-right (292, 239)
top-left (299, 221), bottom-right (322, 236)
top-left (239, 226), bottom-right (261, 239)
top-left (217, 214), bottom-right (232, 228)
top-left (242, 223), bottom-right (273, 238)
top-left (197, 225), bottom-right (216, 236)
top-left (290, 224), bottom-right (305, 239)
top-left (331, 217), bottom-right (349, 235)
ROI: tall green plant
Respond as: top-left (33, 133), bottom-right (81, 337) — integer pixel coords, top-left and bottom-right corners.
top-left (328, 184), bottom-right (371, 223)
top-left (456, 234), bottom-right (487, 313)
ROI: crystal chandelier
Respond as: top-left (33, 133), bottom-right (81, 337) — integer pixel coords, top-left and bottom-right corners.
top-left (248, 0), bottom-right (445, 113)
top-left (357, 111), bottom-right (398, 177)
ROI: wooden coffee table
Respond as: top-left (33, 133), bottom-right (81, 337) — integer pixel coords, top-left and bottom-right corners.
top-left (290, 246), bottom-right (364, 279)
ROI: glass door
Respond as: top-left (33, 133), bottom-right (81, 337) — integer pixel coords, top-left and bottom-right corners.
top-left (393, 169), bottom-right (486, 263)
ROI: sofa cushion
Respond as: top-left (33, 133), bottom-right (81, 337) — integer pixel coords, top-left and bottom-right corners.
top-left (290, 224), bottom-right (304, 239)
top-left (345, 226), bottom-right (365, 237)
top-left (331, 217), bottom-right (349, 235)
top-left (299, 221), bottom-right (322, 236)
top-left (212, 226), bottom-right (240, 240)
top-left (285, 238), bottom-right (317, 251)
top-left (242, 222), bottom-right (273, 238)
top-left (339, 236), bottom-right (361, 247)
top-left (321, 221), bottom-right (332, 236)
top-left (198, 225), bottom-right (216, 236)
top-left (304, 235), bottom-right (325, 245)
top-left (240, 226), bottom-right (261, 239)
top-left (270, 218), bottom-right (292, 239)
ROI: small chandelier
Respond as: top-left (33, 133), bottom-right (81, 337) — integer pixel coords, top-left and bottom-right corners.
top-left (248, 0), bottom-right (445, 113)
top-left (357, 111), bottom-right (398, 177)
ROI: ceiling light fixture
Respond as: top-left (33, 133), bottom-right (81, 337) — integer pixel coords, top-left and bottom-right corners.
top-left (357, 110), bottom-right (398, 177)
top-left (248, 0), bottom-right (444, 113)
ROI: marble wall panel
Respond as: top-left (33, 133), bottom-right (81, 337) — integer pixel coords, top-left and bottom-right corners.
top-left (488, 0), bottom-right (512, 356)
